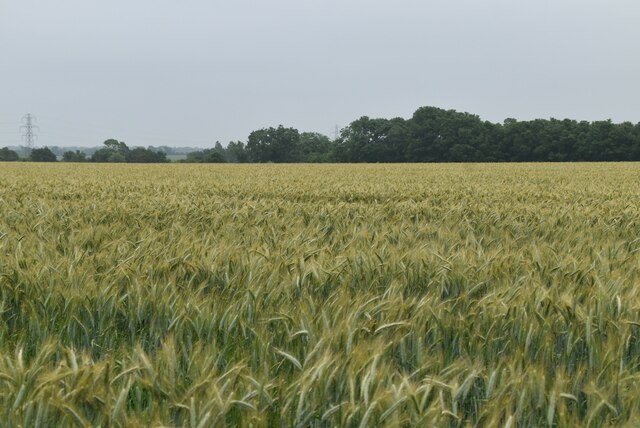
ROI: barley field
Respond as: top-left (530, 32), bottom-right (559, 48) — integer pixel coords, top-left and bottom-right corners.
top-left (0, 163), bottom-right (639, 427)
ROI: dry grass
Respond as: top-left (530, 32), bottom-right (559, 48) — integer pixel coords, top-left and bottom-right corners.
top-left (0, 163), bottom-right (639, 426)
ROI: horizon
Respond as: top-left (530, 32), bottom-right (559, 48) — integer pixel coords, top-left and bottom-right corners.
top-left (4, 106), bottom-right (640, 150)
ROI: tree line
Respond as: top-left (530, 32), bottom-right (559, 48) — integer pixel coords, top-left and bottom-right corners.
top-left (2, 106), bottom-right (640, 163)
top-left (186, 107), bottom-right (640, 163)
top-left (0, 139), bottom-right (168, 163)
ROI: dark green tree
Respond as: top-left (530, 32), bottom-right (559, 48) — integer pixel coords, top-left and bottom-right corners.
top-left (299, 132), bottom-right (332, 162)
top-left (108, 152), bottom-right (126, 163)
top-left (104, 139), bottom-right (129, 154)
top-left (126, 147), bottom-right (168, 163)
top-left (247, 126), bottom-right (301, 162)
top-left (336, 117), bottom-right (412, 162)
top-left (0, 147), bottom-right (19, 161)
top-left (406, 107), bottom-right (450, 162)
top-left (226, 141), bottom-right (248, 163)
top-left (205, 150), bottom-right (227, 163)
top-left (91, 139), bottom-right (129, 162)
top-left (62, 150), bottom-right (87, 162)
top-left (30, 147), bottom-right (57, 162)
top-left (91, 148), bottom-right (112, 162)
top-left (184, 148), bottom-right (227, 163)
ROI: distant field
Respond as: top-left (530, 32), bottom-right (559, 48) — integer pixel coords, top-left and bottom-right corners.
top-left (166, 154), bottom-right (188, 161)
top-left (0, 163), bottom-right (639, 426)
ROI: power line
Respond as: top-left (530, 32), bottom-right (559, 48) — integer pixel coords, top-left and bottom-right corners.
top-left (20, 114), bottom-right (39, 149)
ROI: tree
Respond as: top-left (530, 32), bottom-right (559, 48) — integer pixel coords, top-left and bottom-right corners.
top-left (91, 139), bottom-right (129, 162)
top-left (299, 132), bottom-right (333, 162)
top-left (247, 126), bottom-right (301, 162)
top-left (104, 139), bottom-right (129, 154)
top-left (449, 144), bottom-right (482, 162)
top-left (62, 150), bottom-right (87, 162)
top-left (406, 107), bottom-right (448, 162)
top-left (335, 117), bottom-right (383, 162)
top-left (403, 107), bottom-right (491, 162)
top-left (336, 117), bottom-right (412, 162)
top-left (205, 150), bottom-right (227, 163)
top-left (30, 147), bottom-right (57, 162)
top-left (501, 119), bottom-right (534, 162)
top-left (226, 141), bottom-right (248, 163)
top-left (184, 148), bottom-right (227, 163)
top-left (0, 147), bottom-right (19, 161)
top-left (126, 147), bottom-right (168, 163)
top-left (108, 152), bottom-right (126, 163)
top-left (91, 148), bottom-right (112, 162)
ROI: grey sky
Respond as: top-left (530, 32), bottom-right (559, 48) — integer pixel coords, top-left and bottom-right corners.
top-left (1, 0), bottom-right (639, 148)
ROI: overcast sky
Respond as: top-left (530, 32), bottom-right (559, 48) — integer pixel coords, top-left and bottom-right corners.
top-left (1, 0), bottom-right (639, 148)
